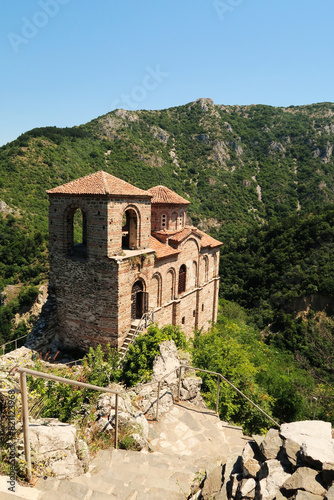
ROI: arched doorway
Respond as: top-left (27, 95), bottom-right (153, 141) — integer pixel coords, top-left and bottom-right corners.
top-left (131, 280), bottom-right (147, 320)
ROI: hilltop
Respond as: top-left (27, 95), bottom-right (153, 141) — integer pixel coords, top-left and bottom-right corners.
top-left (0, 98), bottom-right (333, 405)
top-left (1, 98), bottom-right (334, 238)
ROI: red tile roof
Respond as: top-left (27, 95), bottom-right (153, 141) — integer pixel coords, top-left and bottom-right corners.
top-left (148, 185), bottom-right (190, 205)
top-left (166, 226), bottom-right (222, 248)
top-left (47, 171), bottom-right (151, 197)
top-left (152, 227), bottom-right (222, 256)
top-left (195, 228), bottom-right (222, 248)
top-left (150, 236), bottom-right (180, 259)
top-left (168, 228), bottom-right (196, 243)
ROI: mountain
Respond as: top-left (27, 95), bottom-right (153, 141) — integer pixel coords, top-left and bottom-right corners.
top-left (1, 98), bottom-right (334, 239)
top-left (1, 99), bottom-right (334, 367)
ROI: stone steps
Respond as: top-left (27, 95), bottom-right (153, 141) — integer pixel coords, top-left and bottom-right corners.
top-left (35, 448), bottom-right (196, 499)
top-left (1, 402), bottom-right (248, 499)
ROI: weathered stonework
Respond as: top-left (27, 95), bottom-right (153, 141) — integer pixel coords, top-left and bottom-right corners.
top-left (47, 171), bottom-right (222, 351)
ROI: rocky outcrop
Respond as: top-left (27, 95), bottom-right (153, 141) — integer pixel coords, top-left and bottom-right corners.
top-left (268, 141), bottom-right (286, 154)
top-left (201, 420), bottom-right (334, 499)
top-left (29, 419), bottom-right (88, 479)
top-left (195, 98), bottom-right (214, 111)
top-left (150, 125), bottom-right (169, 143)
top-left (0, 199), bottom-right (17, 215)
top-left (90, 341), bottom-right (204, 450)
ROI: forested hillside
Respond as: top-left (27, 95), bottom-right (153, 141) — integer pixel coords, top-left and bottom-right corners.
top-left (1, 98), bottom-right (334, 237)
top-left (0, 98), bottom-right (334, 422)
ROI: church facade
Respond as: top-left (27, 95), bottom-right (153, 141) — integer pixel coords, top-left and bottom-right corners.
top-left (47, 171), bottom-right (222, 352)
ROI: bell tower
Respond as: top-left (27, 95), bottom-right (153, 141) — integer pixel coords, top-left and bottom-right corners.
top-left (47, 170), bottom-right (152, 352)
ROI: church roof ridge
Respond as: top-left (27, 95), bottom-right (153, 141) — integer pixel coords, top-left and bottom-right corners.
top-left (47, 170), bottom-right (152, 197)
top-left (147, 185), bottom-right (190, 205)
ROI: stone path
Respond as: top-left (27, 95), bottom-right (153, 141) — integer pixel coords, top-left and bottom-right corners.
top-left (0, 401), bottom-right (249, 499)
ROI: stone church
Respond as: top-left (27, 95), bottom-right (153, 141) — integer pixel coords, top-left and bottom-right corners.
top-left (47, 171), bottom-right (222, 351)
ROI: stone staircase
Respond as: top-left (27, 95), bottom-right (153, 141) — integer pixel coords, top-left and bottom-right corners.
top-left (0, 402), bottom-right (249, 500)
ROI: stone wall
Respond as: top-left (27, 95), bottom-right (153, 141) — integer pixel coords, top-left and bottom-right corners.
top-left (50, 256), bottom-right (119, 351)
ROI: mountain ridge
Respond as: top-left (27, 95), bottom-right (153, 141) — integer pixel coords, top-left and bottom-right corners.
top-left (0, 98), bottom-right (333, 419)
top-left (1, 98), bottom-right (334, 242)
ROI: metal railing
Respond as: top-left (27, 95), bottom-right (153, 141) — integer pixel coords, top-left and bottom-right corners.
top-left (1, 334), bottom-right (29, 356)
top-left (8, 365), bottom-right (124, 483)
top-left (8, 359), bottom-right (280, 483)
top-left (177, 365), bottom-right (280, 428)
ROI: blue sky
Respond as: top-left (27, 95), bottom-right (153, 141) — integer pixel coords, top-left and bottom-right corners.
top-left (1, 0), bottom-right (333, 146)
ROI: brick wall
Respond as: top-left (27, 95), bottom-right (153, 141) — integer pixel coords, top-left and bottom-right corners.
top-left (151, 203), bottom-right (186, 231)
top-left (48, 190), bottom-right (220, 351)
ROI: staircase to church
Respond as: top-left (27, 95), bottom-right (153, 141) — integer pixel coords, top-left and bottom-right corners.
top-left (1, 401), bottom-right (248, 500)
top-left (118, 323), bottom-right (139, 359)
top-left (119, 311), bottom-right (155, 361)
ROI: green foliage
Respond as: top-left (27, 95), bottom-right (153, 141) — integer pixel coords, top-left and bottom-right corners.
top-left (220, 208), bottom-right (334, 387)
top-left (18, 285), bottom-right (39, 308)
top-left (122, 324), bottom-right (188, 386)
top-left (83, 344), bottom-right (122, 387)
top-left (27, 344), bottom-right (121, 423)
top-left (1, 100), bottom-right (334, 432)
top-left (0, 285), bottom-right (43, 347)
top-left (191, 316), bottom-right (317, 434)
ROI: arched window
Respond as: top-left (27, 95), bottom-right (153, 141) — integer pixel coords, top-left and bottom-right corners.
top-left (122, 208), bottom-right (138, 250)
top-left (151, 273), bottom-right (162, 308)
top-left (213, 253), bottom-right (218, 277)
top-left (204, 256), bottom-right (209, 282)
top-left (171, 212), bottom-right (178, 230)
top-left (192, 261), bottom-right (198, 288)
top-left (67, 207), bottom-right (87, 258)
top-left (178, 264), bottom-right (186, 295)
top-left (166, 269), bottom-right (175, 301)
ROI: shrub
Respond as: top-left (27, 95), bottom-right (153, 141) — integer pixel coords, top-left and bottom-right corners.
top-left (122, 324), bottom-right (188, 386)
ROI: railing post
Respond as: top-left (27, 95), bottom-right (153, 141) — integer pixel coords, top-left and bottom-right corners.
top-left (177, 366), bottom-right (182, 401)
top-left (20, 372), bottom-right (32, 483)
top-left (156, 381), bottom-right (160, 421)
top-left (216, 375), bottom-right (220, 415)
top-left (115, 393), bottom-right (119, 449)
top-left (15, 339), bottom-right (17, 350)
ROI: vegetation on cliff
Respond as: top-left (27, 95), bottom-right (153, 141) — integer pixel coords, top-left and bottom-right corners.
top-left (1, 99), bottom-right (334, 429)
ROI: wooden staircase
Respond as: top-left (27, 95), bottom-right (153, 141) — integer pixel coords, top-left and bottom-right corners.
top-left (118, 309), bottom-right (155, 361)
top-left (118, 323), bottom-right (138, 358)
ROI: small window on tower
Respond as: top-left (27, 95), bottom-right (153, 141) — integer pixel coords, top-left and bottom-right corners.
top-left (161, 214), bottom-right (167, 228)
top-left (178, 215), bottom-right (183, 228)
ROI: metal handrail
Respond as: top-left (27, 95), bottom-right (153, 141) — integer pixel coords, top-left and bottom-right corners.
top-left (8, 357), bottom-right (280, 482)
top-left (8, 365), bottom-right (123, 482)
top-left (125, 364), bottom-right (280, 429)
top-left (1, 334), bottom-right (29, 356)
top-left (176, 365), bottom-right (280, 429)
